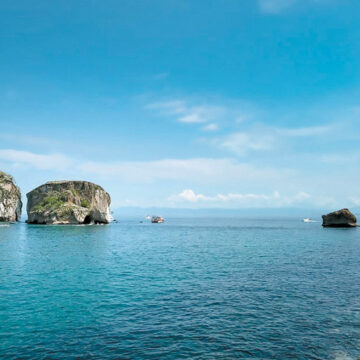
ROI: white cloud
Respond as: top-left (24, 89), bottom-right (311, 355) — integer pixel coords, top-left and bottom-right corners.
top-left (0, 148), bottom-right (353, 209)
top-left (169, 189), bottom-right (210, 203)
top-left (216, 132), bottom-right (275, 156)
top-left (169, 189), bottom-right (311, 207)
top-left (169, 189), bottom-right (282, 203)
top-left (0, 149), bottom-right (72, 170)
top-left (146, 100), bottom-right (225, 124)
top-left (0, 149), bottom-right (294, 185)
top-left (0, 133), bottom-right (61, 147)
top-left (202, 123), bottom-right (219, 132)
top-left (178, 113), bottom-right (205, 124)
top-left (214, 123), bottom-right (337, 156)
top-left (277, 124), bottom-right (336, 137)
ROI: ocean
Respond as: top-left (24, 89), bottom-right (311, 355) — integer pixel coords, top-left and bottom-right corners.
top-left (0, 218), bottom-right (359, 359)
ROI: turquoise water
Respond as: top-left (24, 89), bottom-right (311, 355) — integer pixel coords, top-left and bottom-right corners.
top-left (0, 218), bottom-right (359, 359)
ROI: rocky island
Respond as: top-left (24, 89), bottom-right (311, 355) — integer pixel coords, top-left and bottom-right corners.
top-left (26, 180), bottom-right (112, 225)
top-left (322, 208), bottom-right (357, 227)
top-left (0, 171), bottom-right (22, 222)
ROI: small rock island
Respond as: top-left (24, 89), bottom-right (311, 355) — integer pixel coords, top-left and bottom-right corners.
top-left (26, 180), bottom-right (112, 225)
top-left (0, 171), bottom-right (22, 222)
top-left (322, 208), bottom-right (357, 227)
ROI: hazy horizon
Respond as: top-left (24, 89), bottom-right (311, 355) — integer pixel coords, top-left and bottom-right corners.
top-left (18, 205), bottom-right (360, 222)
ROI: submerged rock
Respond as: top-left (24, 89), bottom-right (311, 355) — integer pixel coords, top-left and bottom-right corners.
top-left (26, 180), bottom-right (111, 224)
top-left (322, 208), bottom-right (357, 227)
top-left (0, 171), bottom-right (22, 222)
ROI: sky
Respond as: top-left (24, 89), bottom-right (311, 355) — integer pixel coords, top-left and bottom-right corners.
top-left (1, 0), bottom-right (360, 210)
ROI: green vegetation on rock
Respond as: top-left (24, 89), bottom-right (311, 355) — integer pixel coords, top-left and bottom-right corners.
top-left (80, 199), bottom-right (90, 208)
top-left (58, 205), bottom-right (74, 217)
top-left (31, 189), bottom-right (92, 213)
top-left (33, 193), bottom-right (65, 212)
top-left (71, 188), bottom-right (79, 197)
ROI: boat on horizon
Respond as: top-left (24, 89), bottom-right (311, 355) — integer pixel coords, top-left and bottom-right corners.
top-left (303, 218), bottom-right (317, 223)
top-left (151, 216), bottom-right (165, 223)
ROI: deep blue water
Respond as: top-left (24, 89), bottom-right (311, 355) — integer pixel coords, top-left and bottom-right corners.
top-left (0, 218), bottom-right (359, 359)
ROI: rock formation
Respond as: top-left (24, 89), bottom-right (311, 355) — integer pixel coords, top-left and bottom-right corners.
top-left (26, 180), bottom-right (112, 224)
top-left (322, 208), bottom-right (357, 227)
top-left (0, 171), bottom-right (22, 222)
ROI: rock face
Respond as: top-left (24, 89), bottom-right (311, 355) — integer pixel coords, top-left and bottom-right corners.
top-left (322, 208), bottom-right (357, 227)
top-left (27, 180), bottom-right (112, 224)
top-left (0, 171), bottom-right (22, 222)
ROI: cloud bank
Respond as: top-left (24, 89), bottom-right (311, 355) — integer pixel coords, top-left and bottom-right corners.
top-left (169, 189), bottom-right (311, 207)
top-left (0, 149), bottom-right (71, 171)
top-left (0, 147), bottom-right (356, 209)
top-left (146, 99), bottom-right (227, 131)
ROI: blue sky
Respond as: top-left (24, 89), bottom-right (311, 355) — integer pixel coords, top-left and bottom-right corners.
top-left (1, 0), bottom-right (360, 209)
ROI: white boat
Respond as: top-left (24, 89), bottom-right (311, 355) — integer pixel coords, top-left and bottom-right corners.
top-left (151, 216), bottom-right (165, 223)
top-left (145, 215), bottom-right (151, 220)
top-left (303, 218), bottom-right (317, 223)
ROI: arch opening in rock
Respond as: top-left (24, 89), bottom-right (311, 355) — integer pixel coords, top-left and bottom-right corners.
top-left (83, 215), bottom-right (92, 224)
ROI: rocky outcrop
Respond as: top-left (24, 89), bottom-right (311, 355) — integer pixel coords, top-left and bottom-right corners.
top-left (26, 180), bottom-right (111, 225)
top-left (322, 208), bottom-right (357, 227)
top-left (0, 171), bottom-right (22, 222)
